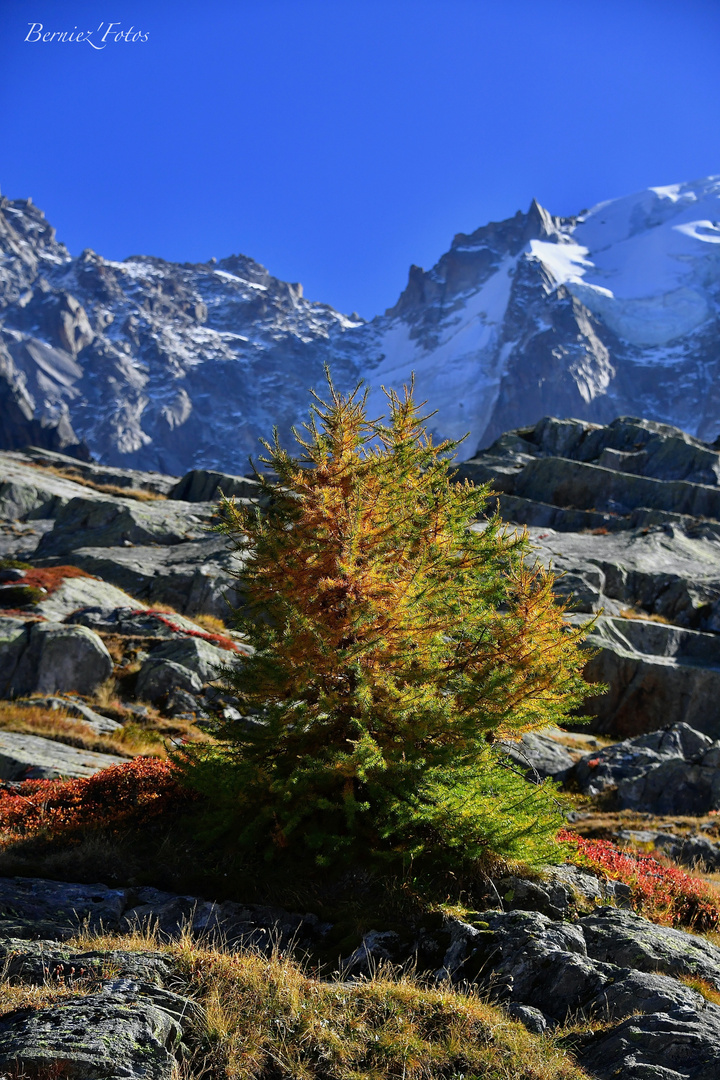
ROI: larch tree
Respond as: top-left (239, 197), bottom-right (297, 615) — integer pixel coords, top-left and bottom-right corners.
top-left (179, 373), bottom-right (591, 873)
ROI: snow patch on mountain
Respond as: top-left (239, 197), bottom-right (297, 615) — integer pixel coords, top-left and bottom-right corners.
top-left (365, 255), bottom-right (518, 447)
top-left (526, 177), bottom-right (720, 347)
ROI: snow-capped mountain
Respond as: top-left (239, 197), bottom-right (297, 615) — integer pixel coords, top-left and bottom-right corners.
top-left (1, 176), bottom-right (719, 473)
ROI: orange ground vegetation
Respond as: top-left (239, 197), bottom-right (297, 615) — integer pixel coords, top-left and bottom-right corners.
top-left (19, 565), bottom-right (96, 596)
top-left (561, 827), bottom-right (720, 930)
top-left (0, 758), bottom-right (194, 843)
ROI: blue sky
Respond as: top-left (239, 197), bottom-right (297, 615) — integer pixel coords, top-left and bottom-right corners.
top-left (1, 0), bottom-right (719, 318)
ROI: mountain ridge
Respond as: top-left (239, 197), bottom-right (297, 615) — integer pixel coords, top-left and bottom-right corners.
top-left (1, 176), bottom-right (719, 473)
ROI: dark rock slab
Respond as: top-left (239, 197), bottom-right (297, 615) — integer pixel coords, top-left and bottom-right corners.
top-left (580, 906), bottom-right (720, 988)
top-left (580, 1005), bottom-right (720, 1080)
top-left (0, 991), bottom-right (182, 1079)
top-left (170, 467), bottom-right (262, 502)
top-left (578, 619), bottom-right (720, 739)
top-left (0, 878), bottom-right (129, 939)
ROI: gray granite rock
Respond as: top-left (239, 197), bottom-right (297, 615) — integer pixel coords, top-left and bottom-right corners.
top-left (170, 467), bottom-right (262, 503)
top-left (135, 659), bottom-right (203, 702)
top-left (572, 722), bottom-right (720, 814)
top-left (574, 723), bottom-right (714, 796)
top-left (58, 537), bottom-right (243, 619)
top-left (0, 731), bottom-right (126, 780)
top-left (0, 878), bottom-right (130, 939)
top-left (580, 1005), bottom-right (720, 1080)
top-left (33, 574), bottom-right (146, 622)
top-left (0, 616), bottom-right (29, 696)
top-left (498, 731), bottom-right (575, 780)
top-left (0, 990), bottom-right (182, 1079)
top-left (507, 1003), bottom-right (552, 1033)
top-left (0, 455), bottom-right (105, 521)
top-left (6, 445), bottom-right (178, 496)
top-left (35, 495), bottom-right (218, 558)
top-left (580, 906), bottom-right (720, 988)
top-left (8, 621), bottom-right (113, 697)
top-left (146, 636), bottom-right (232, 683)
top-left (0, 938), bottom-right (174, 986)
top-left (580, 616), bottom-right (720, 740)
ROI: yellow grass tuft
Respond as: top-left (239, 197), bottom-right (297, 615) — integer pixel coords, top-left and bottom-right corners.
top-left (22, 461), bottom-right (167, 501)
top-left (63, 926), bottom-right (590, 1080)
top-left (0, 702), bottom-right (166, 759)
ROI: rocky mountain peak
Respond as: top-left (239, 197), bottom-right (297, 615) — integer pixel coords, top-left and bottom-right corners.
top-left (1, 177), bottom-right (719, 474)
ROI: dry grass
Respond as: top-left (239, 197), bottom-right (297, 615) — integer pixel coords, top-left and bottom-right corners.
top-left (679, 974), bottom-right (720, 1006)
top-left (0, 702), bottom-right (165, 759)
top-left (619, 606), bottom-right (671, 625)
top-left (92, 676), bottom-right (122, 709)
top-left (0, 980), bottom-right (93, 1015)
top-left (193, 613), bottom-right (228, 633)
top-left (22, 461), bottom-right (167, 502)
top-left (65, 926), bottom-right (590, 1080)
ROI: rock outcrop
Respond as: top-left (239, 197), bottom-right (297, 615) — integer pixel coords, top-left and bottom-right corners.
top-left (460, 415), bottom-right (720, 737)
top-left (2, 872), bottom-right (720, 1080)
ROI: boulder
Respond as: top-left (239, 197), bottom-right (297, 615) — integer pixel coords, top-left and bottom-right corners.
top-left (170, 467), bottom-right (262, 502)
top-left (0, 876), bottom-right (327, 956)
top-left (0, 517), bottom-right (54, 560)
top-left (574, 722), bottom-right (714, 796)
top-left (8, 621), bottom-right (113, 697)
top-left (438, 908), bottom-right (706, 1027)
top-left (498, 731), bottom-right (575, 780)
top-left (572, 722), bottom-right (720, 813)
top-left (135, 659), bottom-right (203, 702)
top-left (0, 731), bottom-right (126, 780)
top-left (0, 616), bottom-right (30, 697)
top-left (147, 636), bottom-right (232, 682)
top-left (617, 829), bottom-right (720, 871)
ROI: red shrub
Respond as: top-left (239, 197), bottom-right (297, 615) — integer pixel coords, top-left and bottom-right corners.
top-left (0, 758), bottom-right (195, 842)
top-left (22, 565), bottom-right (96, 596)
top-left (131, 609), bottom-right (245, 654)
top-left (561, 827), bottom-right (720, 931)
